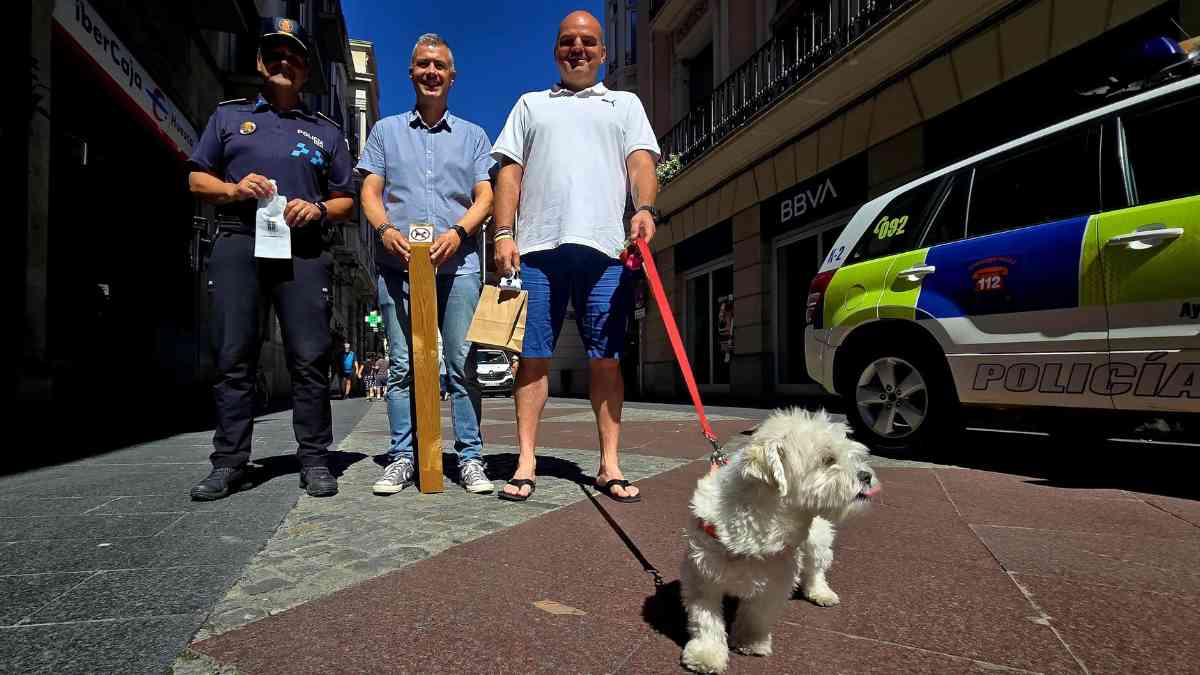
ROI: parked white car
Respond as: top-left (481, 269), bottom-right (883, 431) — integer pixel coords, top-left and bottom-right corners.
top-left (475, 349), bottom-right (514, 396)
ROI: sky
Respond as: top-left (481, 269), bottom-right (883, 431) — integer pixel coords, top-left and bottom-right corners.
top-left (343, 0), bottom-right (606, 141)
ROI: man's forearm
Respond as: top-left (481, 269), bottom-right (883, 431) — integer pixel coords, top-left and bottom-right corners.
top-left (628, 151), bottom-right (658, 209)
top-left (324, 195), bottom-right (355, 223)
top-left (493, 162), bottom-right (523, 233)
top-left (456, 182), bottom-right (494, 236)
top-left (189, 171), bottom-right (237, 206)
top-left (360, 177), bottom-right (390, 231)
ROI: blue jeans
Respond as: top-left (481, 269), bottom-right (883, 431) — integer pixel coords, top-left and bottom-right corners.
top-left (378, 268), bottom-right (483, 464)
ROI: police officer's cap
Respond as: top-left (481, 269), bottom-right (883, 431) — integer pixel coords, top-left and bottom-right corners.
top-left (260, 17), bottom-right (311, 56)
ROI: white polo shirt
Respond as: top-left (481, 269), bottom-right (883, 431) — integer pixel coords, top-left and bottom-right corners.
top-left (492, 82), bottom-right (660, 259)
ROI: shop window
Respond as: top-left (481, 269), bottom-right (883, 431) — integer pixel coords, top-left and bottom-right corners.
top-left (966, 129), bottom-right (1099, 239)
top-left (1122, 95), bottom-right (1200, 205)
top-left (686, 263), bottom-right (733, 387)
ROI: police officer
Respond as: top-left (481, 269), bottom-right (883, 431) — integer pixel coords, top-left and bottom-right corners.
top-left (186, 18), bottom-right (354, 500)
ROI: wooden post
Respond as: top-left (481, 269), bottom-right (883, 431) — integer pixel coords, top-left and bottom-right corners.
top-left (408, 224), bottom-right (443, 493)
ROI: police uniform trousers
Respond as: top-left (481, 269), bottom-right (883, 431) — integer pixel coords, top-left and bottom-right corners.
top-left (208, 227), bottom-right (333, 469)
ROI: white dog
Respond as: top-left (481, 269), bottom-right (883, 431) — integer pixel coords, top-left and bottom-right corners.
top-left (679, 409), bottom-right (880, 673)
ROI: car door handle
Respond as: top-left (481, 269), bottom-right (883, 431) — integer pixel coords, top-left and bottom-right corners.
top-left (896, 265), bottom-right (936, 281)
top-left (1105, 225), bottom-right (1184, 250)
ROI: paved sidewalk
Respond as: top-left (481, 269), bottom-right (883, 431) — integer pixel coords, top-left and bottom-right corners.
top-left (183, 404), bottom-right (1199, 675)
top-left (0, 400), bottom-right (370, 675)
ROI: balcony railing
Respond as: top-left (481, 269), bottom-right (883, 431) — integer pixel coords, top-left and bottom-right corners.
top-left (658, 0), bottom-right (914, 174)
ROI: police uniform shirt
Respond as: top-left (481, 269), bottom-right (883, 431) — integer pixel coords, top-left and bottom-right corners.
top-left (189, 96), bottom-right (354, 224)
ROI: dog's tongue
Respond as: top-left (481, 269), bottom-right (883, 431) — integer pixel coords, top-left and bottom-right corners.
top-left (861, 485), bottom-right (882, 498)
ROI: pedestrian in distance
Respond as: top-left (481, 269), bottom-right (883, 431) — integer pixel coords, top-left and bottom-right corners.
top-left (358, 33), bottom-right (496, 495)
top-left (348, 338), bottom-right (360, 396)
top-left (373, 351), bottom-right (388, 401)
top-left (362, 351), bottom-right (377, 400)
top-left (186, 17), bottom-right (354, 500)
top-left (339, 341), bottom-right (359, 400)
top-left (492, 11), bottom-right (661, 502)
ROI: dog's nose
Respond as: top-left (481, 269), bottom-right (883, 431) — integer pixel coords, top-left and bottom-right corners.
top-left (858, 470), bottom-right (872, 485)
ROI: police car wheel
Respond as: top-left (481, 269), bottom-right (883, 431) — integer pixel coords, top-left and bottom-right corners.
top-left (843, 348), bottom-right (958, 452)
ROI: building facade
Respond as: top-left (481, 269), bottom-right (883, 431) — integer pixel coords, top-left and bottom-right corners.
top-left (17, 0), bottom-right (374, 413)
top-left (347, 39), bottom-right (384, 356)
top-left (609, 0), bottom-right (1198, 403)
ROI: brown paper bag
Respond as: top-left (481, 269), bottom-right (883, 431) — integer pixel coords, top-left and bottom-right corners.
top-left (466, 285), bottom-right (527, 353)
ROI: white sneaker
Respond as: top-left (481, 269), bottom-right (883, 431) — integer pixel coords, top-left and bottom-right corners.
top-left (459, 459), bottom-right (493, 494)
top-left (373, 457), bottom-right (414, 494)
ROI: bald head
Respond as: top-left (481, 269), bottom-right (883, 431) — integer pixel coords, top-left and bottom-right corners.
top-left (555, 10), bottom-right (606, 91)
top-left (558, 10), bottom-right (604, 44)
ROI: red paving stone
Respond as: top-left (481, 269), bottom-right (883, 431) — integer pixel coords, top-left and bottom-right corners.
top-left (951, 491), bottom-right (1199, 540)
top-left (193, 460), bottom-right (1200, 674)
top-left (620, 623), bottom-right (1041, 674)
top-left (974, 526), bottom-right (1200, 596)
top-left (1013, 574), bottom-right (1200, 675)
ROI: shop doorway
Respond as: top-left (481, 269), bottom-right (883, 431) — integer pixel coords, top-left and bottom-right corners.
top-left (684, 258), bottom-right (734, 392)
top-left (773, 218), bottom-right (848, 392)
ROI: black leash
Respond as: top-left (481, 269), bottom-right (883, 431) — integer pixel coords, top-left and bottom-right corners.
top-left (581, 485), bottom-right (665, 588)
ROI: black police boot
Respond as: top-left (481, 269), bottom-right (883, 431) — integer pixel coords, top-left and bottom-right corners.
top-left (299, 466), bottom-right (338, 497)
top-left (190, 466), bottom-right (249, 501)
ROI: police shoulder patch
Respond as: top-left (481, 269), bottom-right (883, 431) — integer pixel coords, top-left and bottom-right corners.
top-left (316, 112), bottom-right (342, 129)
top-left (218, 98), bottom-right (249, 106)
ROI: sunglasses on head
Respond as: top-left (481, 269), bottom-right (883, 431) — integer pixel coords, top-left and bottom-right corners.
top-left (262, 49), bottom-right (307, 66)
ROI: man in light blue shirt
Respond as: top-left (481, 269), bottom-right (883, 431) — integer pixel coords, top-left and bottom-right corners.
top-left (357, 33), bottom-right (495, 494)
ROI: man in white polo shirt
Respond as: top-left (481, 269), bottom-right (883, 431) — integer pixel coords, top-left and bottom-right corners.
top-left (491, 10), bottom-right (660, 503)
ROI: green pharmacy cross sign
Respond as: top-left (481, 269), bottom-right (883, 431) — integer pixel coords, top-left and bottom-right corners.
top-left (365, 310), bottom-right (383, 332)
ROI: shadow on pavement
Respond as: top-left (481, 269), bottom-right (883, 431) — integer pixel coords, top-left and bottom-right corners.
top-left (484, 452), bottom-right (591, 486)
top-left (247, 450), bottom-right (368, 488)
top-left (643, 581), bottom-right (688, 647)
top-left (879, 429), bottom-right (1199, 500)
top-left (8, 398), bottom-right (220, 477)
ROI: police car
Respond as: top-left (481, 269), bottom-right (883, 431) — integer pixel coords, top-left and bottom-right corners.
top-left (805, 38), bottom-right (1199, 451)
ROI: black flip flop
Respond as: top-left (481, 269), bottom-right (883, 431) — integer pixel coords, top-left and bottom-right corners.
top-left (498, 478), bottom-right (536, 502)
top-left (596, 479), bottom-right (642, 503)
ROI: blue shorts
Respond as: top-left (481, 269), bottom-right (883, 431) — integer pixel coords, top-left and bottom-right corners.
top-left (521, 244), bottom-right (634, 359)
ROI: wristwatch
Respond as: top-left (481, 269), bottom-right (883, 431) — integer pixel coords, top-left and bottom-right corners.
top-left (636, 205), bottom-right (662, 223)
top-left (315, 200), bottom-right (328, 222)
top-left (374, 221), bottom-right (394, 237)
top-left (451, 225), bottom-right (469, 242)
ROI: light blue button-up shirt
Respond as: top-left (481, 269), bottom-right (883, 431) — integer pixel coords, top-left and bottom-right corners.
top-left (357, 110), bottom-right (494, 275)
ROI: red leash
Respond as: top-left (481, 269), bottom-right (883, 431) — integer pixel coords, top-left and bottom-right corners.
top-left (628, 238), bottom-right (728, 468)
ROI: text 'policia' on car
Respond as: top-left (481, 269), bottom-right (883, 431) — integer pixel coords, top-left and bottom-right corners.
top-left (803, 36), bottom-right (1200, 451)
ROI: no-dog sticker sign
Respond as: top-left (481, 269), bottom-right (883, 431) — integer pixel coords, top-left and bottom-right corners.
top-left (408, 223), bottom-right (433, 243)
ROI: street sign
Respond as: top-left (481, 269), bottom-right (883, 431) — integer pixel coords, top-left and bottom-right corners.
top-left (409, 223), bottom-right (434, 244)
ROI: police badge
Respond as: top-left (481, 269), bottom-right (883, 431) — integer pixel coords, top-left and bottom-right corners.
top-left (240, 121), bottom-right (257, 135)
